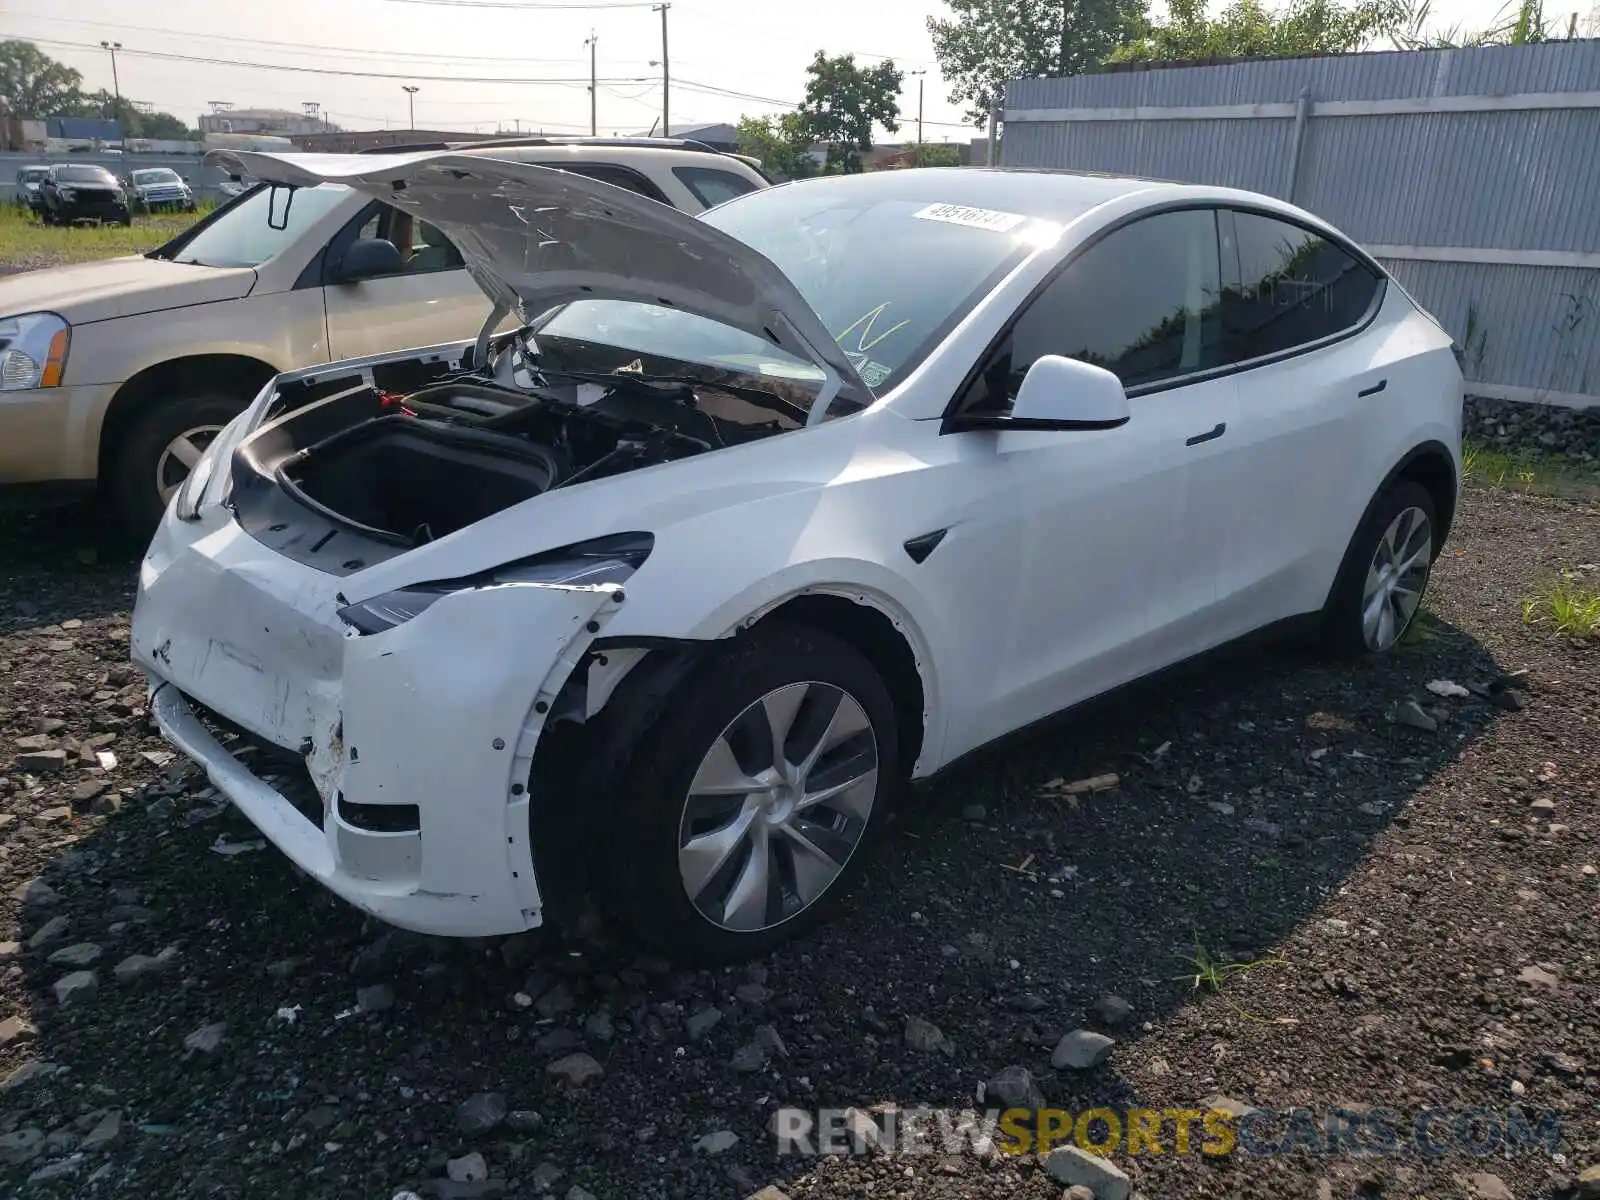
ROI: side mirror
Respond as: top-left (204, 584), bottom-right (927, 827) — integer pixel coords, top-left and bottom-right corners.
top-left (948, 355), bottom-right (1130, 432)
top-left (334, 237), bottom-right (403, 283)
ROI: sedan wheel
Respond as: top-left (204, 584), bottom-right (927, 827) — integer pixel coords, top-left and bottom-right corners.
top-left (1360, 505), bottom-right (1432, 651)
top-left (596, 622), bottom-right (900, 962)
top-left (155, 425), bottom-right (224, 507)
top-left (678, 680), bottom-right (879, 933)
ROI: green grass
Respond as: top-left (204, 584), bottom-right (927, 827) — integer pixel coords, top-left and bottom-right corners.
top-left (1523, 571), bottom-right (1600, 638)
top-left (0, 202), bottom-right (208, 273)
top-left (1462, 438), bottom-right (1600, 498)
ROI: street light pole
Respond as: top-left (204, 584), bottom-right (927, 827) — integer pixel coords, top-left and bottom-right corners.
top-left (584, 32), bottom-right (598, 136)
top-left (100, 41), bottom-right (122, 122)
top-left (652, 3), bottom-right (670, 137)
top-left (402, 85), bottom-right (419, 131)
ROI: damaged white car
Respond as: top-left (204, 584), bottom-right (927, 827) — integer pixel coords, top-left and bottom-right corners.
top-left (132, 150), bottom-right (1463, 961)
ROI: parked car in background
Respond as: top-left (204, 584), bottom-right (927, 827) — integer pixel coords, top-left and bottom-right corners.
top-left (0, 137), bottom-right (770, 536)
top-left (132, 154), bottom-right (1463, 961)
top-left (13, 165), bottom-right (50, 213)
top-left (216, 176), bottom-right (255, 200)
top-left (38, 163), bottom-right (131, 227)
top-left (124, 167), bottom-right (197, 213)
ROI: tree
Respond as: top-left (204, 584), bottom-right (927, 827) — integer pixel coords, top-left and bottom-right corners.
top-left (1111, 0), bottom-right (1406, 62)
top-left (1390, 0), bottom-right (1558, 47)
top-left (0, 39), bottom-right (86, 118)
top-left (928, 0), bottom-right (1145, 128)
top-left (911, 142), bottom-right (962, 167)
top-left (735, 113), bottom-right (818, 180)
top-left (794, 52), bottom-right (903, 174)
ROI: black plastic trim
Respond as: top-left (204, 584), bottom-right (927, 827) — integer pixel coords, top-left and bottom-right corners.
top-left (1186, 421), bottom-right (1226, 446)
top-left (1358, 379), bottom-right (1388, 398)
top-left (903, 529), bottom-right (948, 564)
top-left (942, 413), bottom-right (1131, 434)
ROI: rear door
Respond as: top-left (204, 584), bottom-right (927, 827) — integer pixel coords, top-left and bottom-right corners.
top-left (322, 202), bottom-right (490, 360)
top-left (1196, 208), bottom-right (1388, 634)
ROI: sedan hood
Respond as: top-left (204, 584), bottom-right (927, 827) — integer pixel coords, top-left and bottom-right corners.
top-left (205, 149), bottom-right (865, 399)
top-left (0, 255), bottom-right (257, 326)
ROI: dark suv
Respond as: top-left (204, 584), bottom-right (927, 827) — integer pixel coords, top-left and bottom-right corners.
top-left (39, 164), bottom-right (131, 227)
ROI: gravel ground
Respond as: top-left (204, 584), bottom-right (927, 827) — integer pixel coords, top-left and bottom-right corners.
top-left (1, 483), bottom-right (1597, 1200)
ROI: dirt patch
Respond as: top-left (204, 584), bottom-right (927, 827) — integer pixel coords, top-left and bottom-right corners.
top-left (0, 487), bottom-right (1596, 1199)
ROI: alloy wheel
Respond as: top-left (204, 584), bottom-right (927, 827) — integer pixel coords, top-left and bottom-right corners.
top-left (1361, 505), bottom-right (1432, 651)
top-left (677, 680), bottom-right (879, 933)
top-left (154, 424), bottom-right (224, 505)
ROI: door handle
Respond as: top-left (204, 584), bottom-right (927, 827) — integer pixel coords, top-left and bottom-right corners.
top-left (1185, 422), bottom-right (1226, 447)
top-left (1358, 379), bottom-right (1388, 398)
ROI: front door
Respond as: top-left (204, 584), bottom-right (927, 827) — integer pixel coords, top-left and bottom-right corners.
top-left (322, 202), bottom-right (491, 361)
top-left (932, 207), bottom-right (1234, 756)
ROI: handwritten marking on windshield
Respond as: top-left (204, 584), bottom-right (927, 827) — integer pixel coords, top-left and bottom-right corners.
top-left (836, 303), bottom-right (910, 357)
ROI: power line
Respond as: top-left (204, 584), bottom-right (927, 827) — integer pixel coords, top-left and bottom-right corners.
top-left (384, 0), bottom-right (656, 7)
top-left (0, 12), bottom-right (623, 66)
top-left (28, 37), bottom-right (647, 85)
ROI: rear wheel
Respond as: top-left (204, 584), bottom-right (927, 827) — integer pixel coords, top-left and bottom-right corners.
top-left (107, 391), bottom-right (244, 542)
top-left (603, 623), bottom-right (900, 963)
top-left (1322, 480), bottom-right (1437, 657)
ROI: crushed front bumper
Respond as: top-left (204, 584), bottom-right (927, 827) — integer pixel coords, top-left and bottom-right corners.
top-left (132, 507), bottom-right (623, 936)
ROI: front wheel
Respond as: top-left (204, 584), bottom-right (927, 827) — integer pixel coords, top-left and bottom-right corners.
top-left (106, 390), bottom-right (245, 543)
top-left (601, 623), bottom-right (900, 963)
top-left (1322, 480), bottom-right (1438, 657)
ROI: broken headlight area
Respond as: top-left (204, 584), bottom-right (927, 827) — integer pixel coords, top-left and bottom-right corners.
top-left (335, 531), bottom-right (653, 635)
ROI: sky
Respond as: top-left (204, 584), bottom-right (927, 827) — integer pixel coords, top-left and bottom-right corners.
top-left (3, 0), bottom-right (1544, 142)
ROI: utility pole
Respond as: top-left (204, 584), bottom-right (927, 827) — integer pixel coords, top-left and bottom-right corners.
top-left (402, 85), bottom-right (419, 131)
top-left (652, 3), bottom-right (670, 137)
top-left (100, 41), bottom-right (122, 123)
top-left (585, 31), bottom-right (598, 135)
top-left (908, 69), bottom-right (926, 163)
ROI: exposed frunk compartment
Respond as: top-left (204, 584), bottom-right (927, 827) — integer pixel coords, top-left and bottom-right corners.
top-left (281, 416), bottom-right (564, 545)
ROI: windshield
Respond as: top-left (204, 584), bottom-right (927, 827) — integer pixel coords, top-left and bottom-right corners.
top-left (534, 180), bottom-right (1053, 397)
top-left (19, 168), bottom-right (47, 183)
top-left (55, 166), bottom-right (116, 185)
top-left (133, 169), bottom-right (181, 185)
top-left (164, 183), bottom-right (350, 269)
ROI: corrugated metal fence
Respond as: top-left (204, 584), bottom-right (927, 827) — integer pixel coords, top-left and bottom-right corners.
top-left (1002, 42), bottom-right (1600, 409)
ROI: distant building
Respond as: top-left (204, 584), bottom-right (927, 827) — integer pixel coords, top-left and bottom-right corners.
top-left (47, 117), bottom-right (122, 142)
top-left (289, 128), bottom-right (519, 153)
top-left (198, 108), bottom-right (331, 137)
top-left (632, 122), bottom-right (740, 152)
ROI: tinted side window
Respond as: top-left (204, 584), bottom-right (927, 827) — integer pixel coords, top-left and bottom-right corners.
top-left (538, 162), bottom-right (671, 205)
top-left (673, 166), bottom-right (759, 209)
top-left (1221, 211), bottom-right (1381, 363)
top-left (959, 209), bottom-right (1222, 413)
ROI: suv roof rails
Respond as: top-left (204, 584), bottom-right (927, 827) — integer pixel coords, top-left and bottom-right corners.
top-left (357, 135), bottom-right (726, 156)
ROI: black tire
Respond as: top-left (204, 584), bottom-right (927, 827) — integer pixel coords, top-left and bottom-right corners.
top-left (106, 391), bottom-right (247, 543)
top-left (601, 622), bottom-right (901, 963)
top-left (1321, 480), bottom-right (1438, 658)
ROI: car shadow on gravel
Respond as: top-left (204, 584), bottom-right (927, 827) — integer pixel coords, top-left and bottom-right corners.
top-left (2, 551), bottom-right (1516, 1197)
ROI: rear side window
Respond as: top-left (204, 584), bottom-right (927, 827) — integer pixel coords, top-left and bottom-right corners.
top-left (673, 166), bottom-right (759, 209)
top-left (1221, 210), bottom-right (1381, 364)
top-left (535, 162), bottom-right (670, 205)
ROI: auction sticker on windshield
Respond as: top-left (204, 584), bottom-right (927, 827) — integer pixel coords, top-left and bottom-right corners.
top-left (913, 203), bottom-right (1028, 233)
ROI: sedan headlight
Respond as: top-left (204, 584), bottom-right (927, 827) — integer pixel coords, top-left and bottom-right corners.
top-left (0, 313), bottom-right (70, 391)
top-left (337, 533), bottom-right (654, 635)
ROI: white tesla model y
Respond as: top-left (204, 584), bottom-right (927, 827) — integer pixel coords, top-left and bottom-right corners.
top-left (132, 151), bottom-right (1463, 961)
